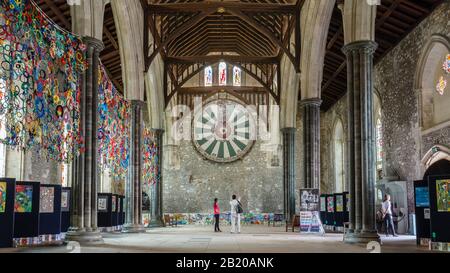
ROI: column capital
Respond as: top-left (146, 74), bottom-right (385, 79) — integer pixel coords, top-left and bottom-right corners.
top-left (299, 98), bottom-right (322, 108)
top-left (152, 128), bottom-right (165, 137)
top-left (342, 40), bottom-right (378, 56)
top-left (281, 127), bottom-right (296, 134)
top-left (129, 100), bottom-right (146, 108)
top-left (83, 36), bottom-right (105, 52)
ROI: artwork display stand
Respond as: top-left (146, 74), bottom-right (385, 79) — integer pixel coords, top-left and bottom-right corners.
top-left (428, 175), bottom-right (450, 252)
top-left (0, 178), bottom-right (16, 248)
top-left (319, 194), bottom-right (327, 227)
top-left (343, 192), bottom-right (350, 224)
top-left (119, 195), bottom-right (125, 227)
top-left (39, 184), bottom-right (62, 245)
top-left (325, 194), bottom-right (335, 231)
top-left (14, 181), bottom-right (41, 247)
top-left (111, 194), bottom-right (119, 230)
top-left (334, 193), bottom-right (345, 231)
top-left (414, 180), bottom-right (431, 247)
top-left (61, 188), bottom-right (71, 234)
top-left (98, 193), bottom-right (113, 231)
top-left (299, 189), bottom-right (325, 235)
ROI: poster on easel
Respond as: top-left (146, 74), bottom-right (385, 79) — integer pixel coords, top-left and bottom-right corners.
top-left (299, 189), bottom-right (324, 235)
top-left (0, 178), bottom-right (16, 248)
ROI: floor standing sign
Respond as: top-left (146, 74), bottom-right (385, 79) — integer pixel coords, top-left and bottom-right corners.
top-left (299, 189), bottom-right (324, 235)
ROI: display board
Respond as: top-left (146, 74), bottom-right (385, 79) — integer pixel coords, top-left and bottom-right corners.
top-left (299, 189), bottom-right (323, 233)
top-left (343, 192), bottom-right (350, 223)
top-left (98, 193), bottom-right (113, 228)
top-left (428, 175), bottom-right (450, 243)
top-left (111, 194), bottom-right (118, 227)
top-left (119, 195), bottom-right (125, 226)
top-left (39, 184), bottom-right (62, 236)
top-left (334, 193), bottom-right (345, 227)
top-left (414, 180), bottom-right (431, 245)
top-left (319, 195), bottom-right (327, 225)
top-left (325, 194), bottom-right (335, 226)
top-left (0, 178), bottom-right (16, 248)
top-left (61, 188), bottom-right (71, 233)
top-left (14, 182), bottom-right (40, 239)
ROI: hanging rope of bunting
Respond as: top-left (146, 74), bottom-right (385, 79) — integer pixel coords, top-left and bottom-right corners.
top-left (142, 127), bottom-right (159, 190)
top-left (0, 0), bottom-right (86, 162)
top-left (98, 63), bottom-right (130, 181)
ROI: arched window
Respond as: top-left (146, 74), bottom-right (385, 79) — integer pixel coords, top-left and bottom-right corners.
top-left (416, 35), bottom-right (450, 130)
top-left (219, 62), bottom-right (227, 86)
top-left (233, 66), bottom-right (241, 86)
top-left (204, 66), bottom-right (213, 87)
top-left (334, 120), bottom-right (345, 193)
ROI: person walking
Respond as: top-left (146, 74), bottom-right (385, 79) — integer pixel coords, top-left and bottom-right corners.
top-left (382, 194), bottom-right (398, 237)
top-left (230, 195), bottom-right (242, 234)
top-left (214, 198), bottom-right (222, 232)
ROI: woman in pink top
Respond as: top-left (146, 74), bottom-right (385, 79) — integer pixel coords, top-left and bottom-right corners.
top-left (214, 198), bottom-right (222, 232)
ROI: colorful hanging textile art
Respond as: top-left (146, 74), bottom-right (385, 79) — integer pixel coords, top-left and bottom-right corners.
top-left (0, 0), bottom-right (86, 162)
top-left (97, 63), bottom-right (130, 181)
top-left (444, 54), bottom-right (450, 74)
top-left (142, 127), bottom-right (159, 191)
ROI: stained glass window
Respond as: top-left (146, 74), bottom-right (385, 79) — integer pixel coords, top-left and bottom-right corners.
top-left (233, 66), bottom-right (242, 86)
top-left (219, 62), bottom-right (227, 86)
top-left (436, 54), bottom-right (450, 95)
top-left (205, 66), bottom-right (213, 87)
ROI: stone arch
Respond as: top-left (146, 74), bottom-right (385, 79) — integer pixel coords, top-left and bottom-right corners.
top-left (421, 145), bottom-right (450, 174)
top-left (70, 0), bottom-right (108, 40)
top-left (414, 34), bottom-right (450, 131)
top-left (279, 0), bottom-right (335, 128)
top-left (110, 0), bottom-right (145, 101)
top-left (341, 0), bottom-right (377, 45)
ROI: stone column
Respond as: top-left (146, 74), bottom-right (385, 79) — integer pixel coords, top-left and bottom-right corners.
top-left (300, 98), bottom-right (322, 189)
top-left (149, 129), bottom-right (165, 227)
top-left (343, 40), bottom-right (380, 244)
top-left (282, 128), bottom-right (296, 222)
top-left (67, 37), bottom-right (104, 243)
top-left (123, 101), bottom-right (146, 233)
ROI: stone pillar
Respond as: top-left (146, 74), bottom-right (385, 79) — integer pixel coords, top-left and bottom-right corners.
top-left (343, 40), bottom-right (380, 244)
top-left (123, 101), bottom-right (146, 233)
top-left (67, 37), bottom-right (104, 243)
top-left (149, 129), bottom-right (165, 227)
top-left (300, 98), bottom-right (322, 189)
top-left (282, 128), bottom-right (296, 222)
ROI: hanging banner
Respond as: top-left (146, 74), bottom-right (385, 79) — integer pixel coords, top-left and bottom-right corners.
top-left (97, 63), bottom-right (130, 181)
top-left (142, 127), bottom-right (159, 193)
top-left (0, 0), bottom-right (86, 162)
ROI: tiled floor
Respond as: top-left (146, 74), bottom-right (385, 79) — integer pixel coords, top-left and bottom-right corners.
top-left (1, 225), bottom-right (434, 253)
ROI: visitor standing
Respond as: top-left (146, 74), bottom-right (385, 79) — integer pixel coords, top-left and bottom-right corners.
top-left (214, 198), bottom-right (222, 232)
top-left (382, 194), bottom-right (398, 237)
top-left (230, 195), bottom-right (243, 234)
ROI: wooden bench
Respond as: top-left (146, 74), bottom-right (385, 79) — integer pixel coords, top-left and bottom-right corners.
top-left (286, 214), bottom-right (300, 232)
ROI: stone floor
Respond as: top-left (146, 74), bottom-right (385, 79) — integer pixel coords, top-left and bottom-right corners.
top-left (1, 225), bottom-right (433, 253)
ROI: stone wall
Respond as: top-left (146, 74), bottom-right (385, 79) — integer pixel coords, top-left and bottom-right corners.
top-left (163, 140), bottom-right (284, 214)
top-left (320, 2), bottom-right (450, 213)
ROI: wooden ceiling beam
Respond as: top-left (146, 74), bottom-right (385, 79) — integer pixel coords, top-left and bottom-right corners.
top-left (146, 2), bottom-right (297, 14)
top-left (166, 56), bottom-right (278, 64)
